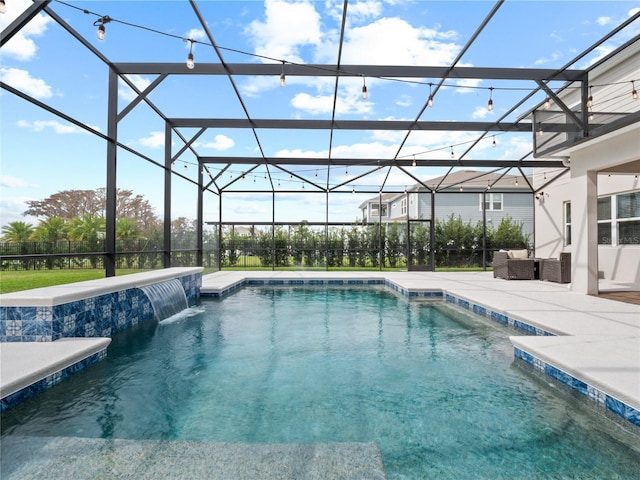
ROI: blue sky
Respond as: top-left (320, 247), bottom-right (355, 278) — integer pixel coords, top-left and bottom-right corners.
top-left (1, 0), bottom-right (639, 228)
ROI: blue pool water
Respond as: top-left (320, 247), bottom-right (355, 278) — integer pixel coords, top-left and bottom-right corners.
top-left (2, 286), bottom-right (639, 479)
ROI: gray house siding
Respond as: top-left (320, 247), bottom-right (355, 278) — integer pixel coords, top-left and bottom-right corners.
top-left (417, 192), bottom-right (533, 239)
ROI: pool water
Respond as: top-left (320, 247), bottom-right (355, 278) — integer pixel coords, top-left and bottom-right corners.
top-left (2, 287), bottom-right (640, 479)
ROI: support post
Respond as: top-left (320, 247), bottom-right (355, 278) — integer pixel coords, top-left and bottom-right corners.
top-left (105, 68), bottom-right (118, 277)
top-left (163, 122), bottom-right (172, 268)
top-left (196, 160), bottom-right (203, 267)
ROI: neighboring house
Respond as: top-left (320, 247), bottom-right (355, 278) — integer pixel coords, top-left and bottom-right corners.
top-left (359, 169), bottom-right (534, 240)
top-left (530, 38), bottom-right (639, 292)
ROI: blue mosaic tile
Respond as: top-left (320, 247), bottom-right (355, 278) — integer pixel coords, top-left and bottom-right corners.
top-left (605, 396), bottom-right (627, 419)
top-left (0, 308), bottom-right (6, 321)
top-left (288, 280), bottom-right (304, 285)
top-left (328, 279), bottom-right (344, 285)
top-left (1, 348), bottom-right (107, 412)
top-left (544, 364), bottom-right (588, 396)
top-left (457, 299), bottom-right (470, 309)
top-left (347, 280), bottom-right (364, 284)
top-left (513, 320), bottom-right (537, 335)
top-left (473, 305), bottom-right (487, 316)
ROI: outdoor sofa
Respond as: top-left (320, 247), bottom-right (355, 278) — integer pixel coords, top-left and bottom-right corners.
top-left (492, 249), bottom-right (535, 280)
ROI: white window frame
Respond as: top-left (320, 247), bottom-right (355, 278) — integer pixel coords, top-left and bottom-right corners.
top-left (479, 193), bottom-right (503, 211)
top-left (564, 201), bottom-right (571, 247)
top-left (401, 198), bottom-right (407, 215)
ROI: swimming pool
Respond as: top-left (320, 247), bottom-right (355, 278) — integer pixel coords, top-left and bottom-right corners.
top-left (2, 286), bottom-right (639, 478)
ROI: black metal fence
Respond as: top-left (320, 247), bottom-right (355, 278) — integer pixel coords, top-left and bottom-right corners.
top-left (0, 221), bottom-right (497, 272)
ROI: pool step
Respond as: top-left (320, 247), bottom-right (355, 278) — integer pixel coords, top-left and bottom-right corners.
top-left (1, 437), bottom-right (388, 480)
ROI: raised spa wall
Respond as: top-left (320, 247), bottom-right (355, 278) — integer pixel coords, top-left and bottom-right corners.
top-left (0, 268), bottom-right (202, 342)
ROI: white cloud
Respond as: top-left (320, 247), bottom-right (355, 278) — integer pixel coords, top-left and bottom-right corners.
top-left (16, 119), bottom-right (92, 134)
top-left (246, 0), bottom-right (323, 63)
top-left (455, 78), bottom-right (482, 94)
top-left (0, 175), bottom-right (39, 188)
top-left (0, 68), bottom-right (52, 99)
top-left (202, 135), bottom-right (235, 151)
top-left (534, 50), bottom-right (563, 66)
top-left (0, 0), bottom-right (52, 61)
top-left (471, 106), bottom-right (491, 120)
top-left (119, 75), bottom-right (152, 102)
top-left (291, 91), bottom-right (373, 115)
top-left (347, 1), bottom-right (383, 24)
top-left (596, 16), bottom-right (612, 26)
top-left (340, 17), bottom-right (460, 65)
top-left (139, 131), bottom-right (165, 148)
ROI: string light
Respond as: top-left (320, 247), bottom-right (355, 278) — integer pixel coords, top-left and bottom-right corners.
top-left (459, 185), bottom-right (463, 192)
top-left (450, 146), bottom-right (454, 158)
top-left (587, 85), bottom-right (593, 108)
top-left (94, 16), bottom-right (111, 41)
top-left (515, 177), bottom-right (519, 186)
top-left (632, 81), bottom-right (638, 100)
top-left (427, 82), bottom-right (434, 107)
top-left (589, 107), bottom-right (594, 121)
top-left (280, 61), bottom-right (286, 87)
top-left (492, 135), bottom-right (496, 147)
top-left (362, 77), bottom-right (368, 100)
top-left (186, 40), bottom-right (195, 70)
top-left (487, 181), bottom-right (491, 190)
top-left (487, 87), bottom-right (494, 112)
top-left (544, 96), bottom-right (551, 109)
top-left (537, 122), bottom-right (543, 136)
top-left (412, 155), bottom-right (416, 167)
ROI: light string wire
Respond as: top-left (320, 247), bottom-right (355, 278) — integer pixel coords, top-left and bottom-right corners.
top-left (54, 0), bottom-right (635, 95)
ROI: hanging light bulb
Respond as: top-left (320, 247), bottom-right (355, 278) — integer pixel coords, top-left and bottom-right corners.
top-left (487, 87), bottom-right (494, 112)
top-left (352, 185), bottom-right (355, 194)
top-left (412, 155), bottom-right (416, 167)
top-left (361, 77), bottom-right (368, 99)
top-left (515, 177), bottom-right (519, 186)
top-left (492, 135), bottom-right (496, 147)
top-left (427, 82), bottom-right (434, 107)
top-left (94, 16), bottom-right (111, 41)
top-left (587, 85), bottom-right (593, 108)
top-left (302, 183), bottom-right (305, 190)
top-left (588, 107), bottom-right (594, 121)
top-left (459, 185), bottom-right (463, 192)
top-left (314, 169), bottom-right (318, 178)
top-left (544, 96), bottom-right (551, 110)
top-left (184, 163), bottom-right (188, 170)
top-left (186, 40), bottom-right (195, 70)
top-left (487, 181), bottom-right (491, 190)
top-left (450, 146), bottom-right (454, 158)
top-left (537, 123), bottom-right (543, 136)
top-left (0, 0), bottom-right (7, 14)
top-left (280, 61), bottom-right (286, 87)
top-left (632, 80), bottom-right (638, 100)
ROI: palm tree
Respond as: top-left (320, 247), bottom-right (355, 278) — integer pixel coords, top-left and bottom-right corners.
top-left (68, 214), bottom-right (106, 267)
top-left (116, 217), bottom-right (140, 241)
top-left (67, 214), bottom-right (106, 242)
top-left (31, 217), bottom-right (68, 243)
top-left (1, 221), bottom-right (34, 242)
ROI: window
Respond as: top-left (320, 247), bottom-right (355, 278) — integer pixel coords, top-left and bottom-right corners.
top-left (597, 196), bottom-right (611, 245)
top-left (617, 192), bottom-right (640, 245)
top-left (401, 198), bottom-right (407, 215)
top-left (597, 191), bottom-right (640, 246)
top-left (480, 193), bottom-right (503, 211)
top-left (564, 201), bottom-right (571, 246)
top-left (371, 203), bottom-right (388, 217)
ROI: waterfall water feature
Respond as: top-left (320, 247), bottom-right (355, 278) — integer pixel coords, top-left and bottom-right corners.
top-left (140, 279), bottom-right (189, 321)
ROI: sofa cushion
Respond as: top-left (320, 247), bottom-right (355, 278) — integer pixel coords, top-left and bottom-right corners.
top-left (508, 249), bottom-right (528, 259)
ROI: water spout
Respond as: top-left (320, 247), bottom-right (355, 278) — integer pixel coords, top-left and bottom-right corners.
top-left (140, 279), bottom-right (188, 321)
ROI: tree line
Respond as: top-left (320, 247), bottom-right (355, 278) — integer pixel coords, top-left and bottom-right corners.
top-left (1, 189), bottom-right (530, 271)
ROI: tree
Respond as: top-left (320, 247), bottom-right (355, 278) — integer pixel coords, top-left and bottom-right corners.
top-left (23, 188), bottom-right (159, 230)
top-left (31, 217), bottom-right (68, 243)
top-left (68, 214), bottom-right (105, 242)
top-left (490, 216), bottom-right (530, 250)
top-left (116, 218), bottom-right (141, 241)
top-left (1, 221), bottom-right (34, 242)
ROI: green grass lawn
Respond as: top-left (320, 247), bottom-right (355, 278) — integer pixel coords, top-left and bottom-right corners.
top-left (0, 270), bottom-right (142, 294)
top-left (0, 266), bottom-right (488, 294)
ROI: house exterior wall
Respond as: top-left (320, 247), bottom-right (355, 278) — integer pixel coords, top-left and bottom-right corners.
top-left (417, 192), bottom-right (534, 240)
top-left (536, 124), bottom-right (640, 290)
